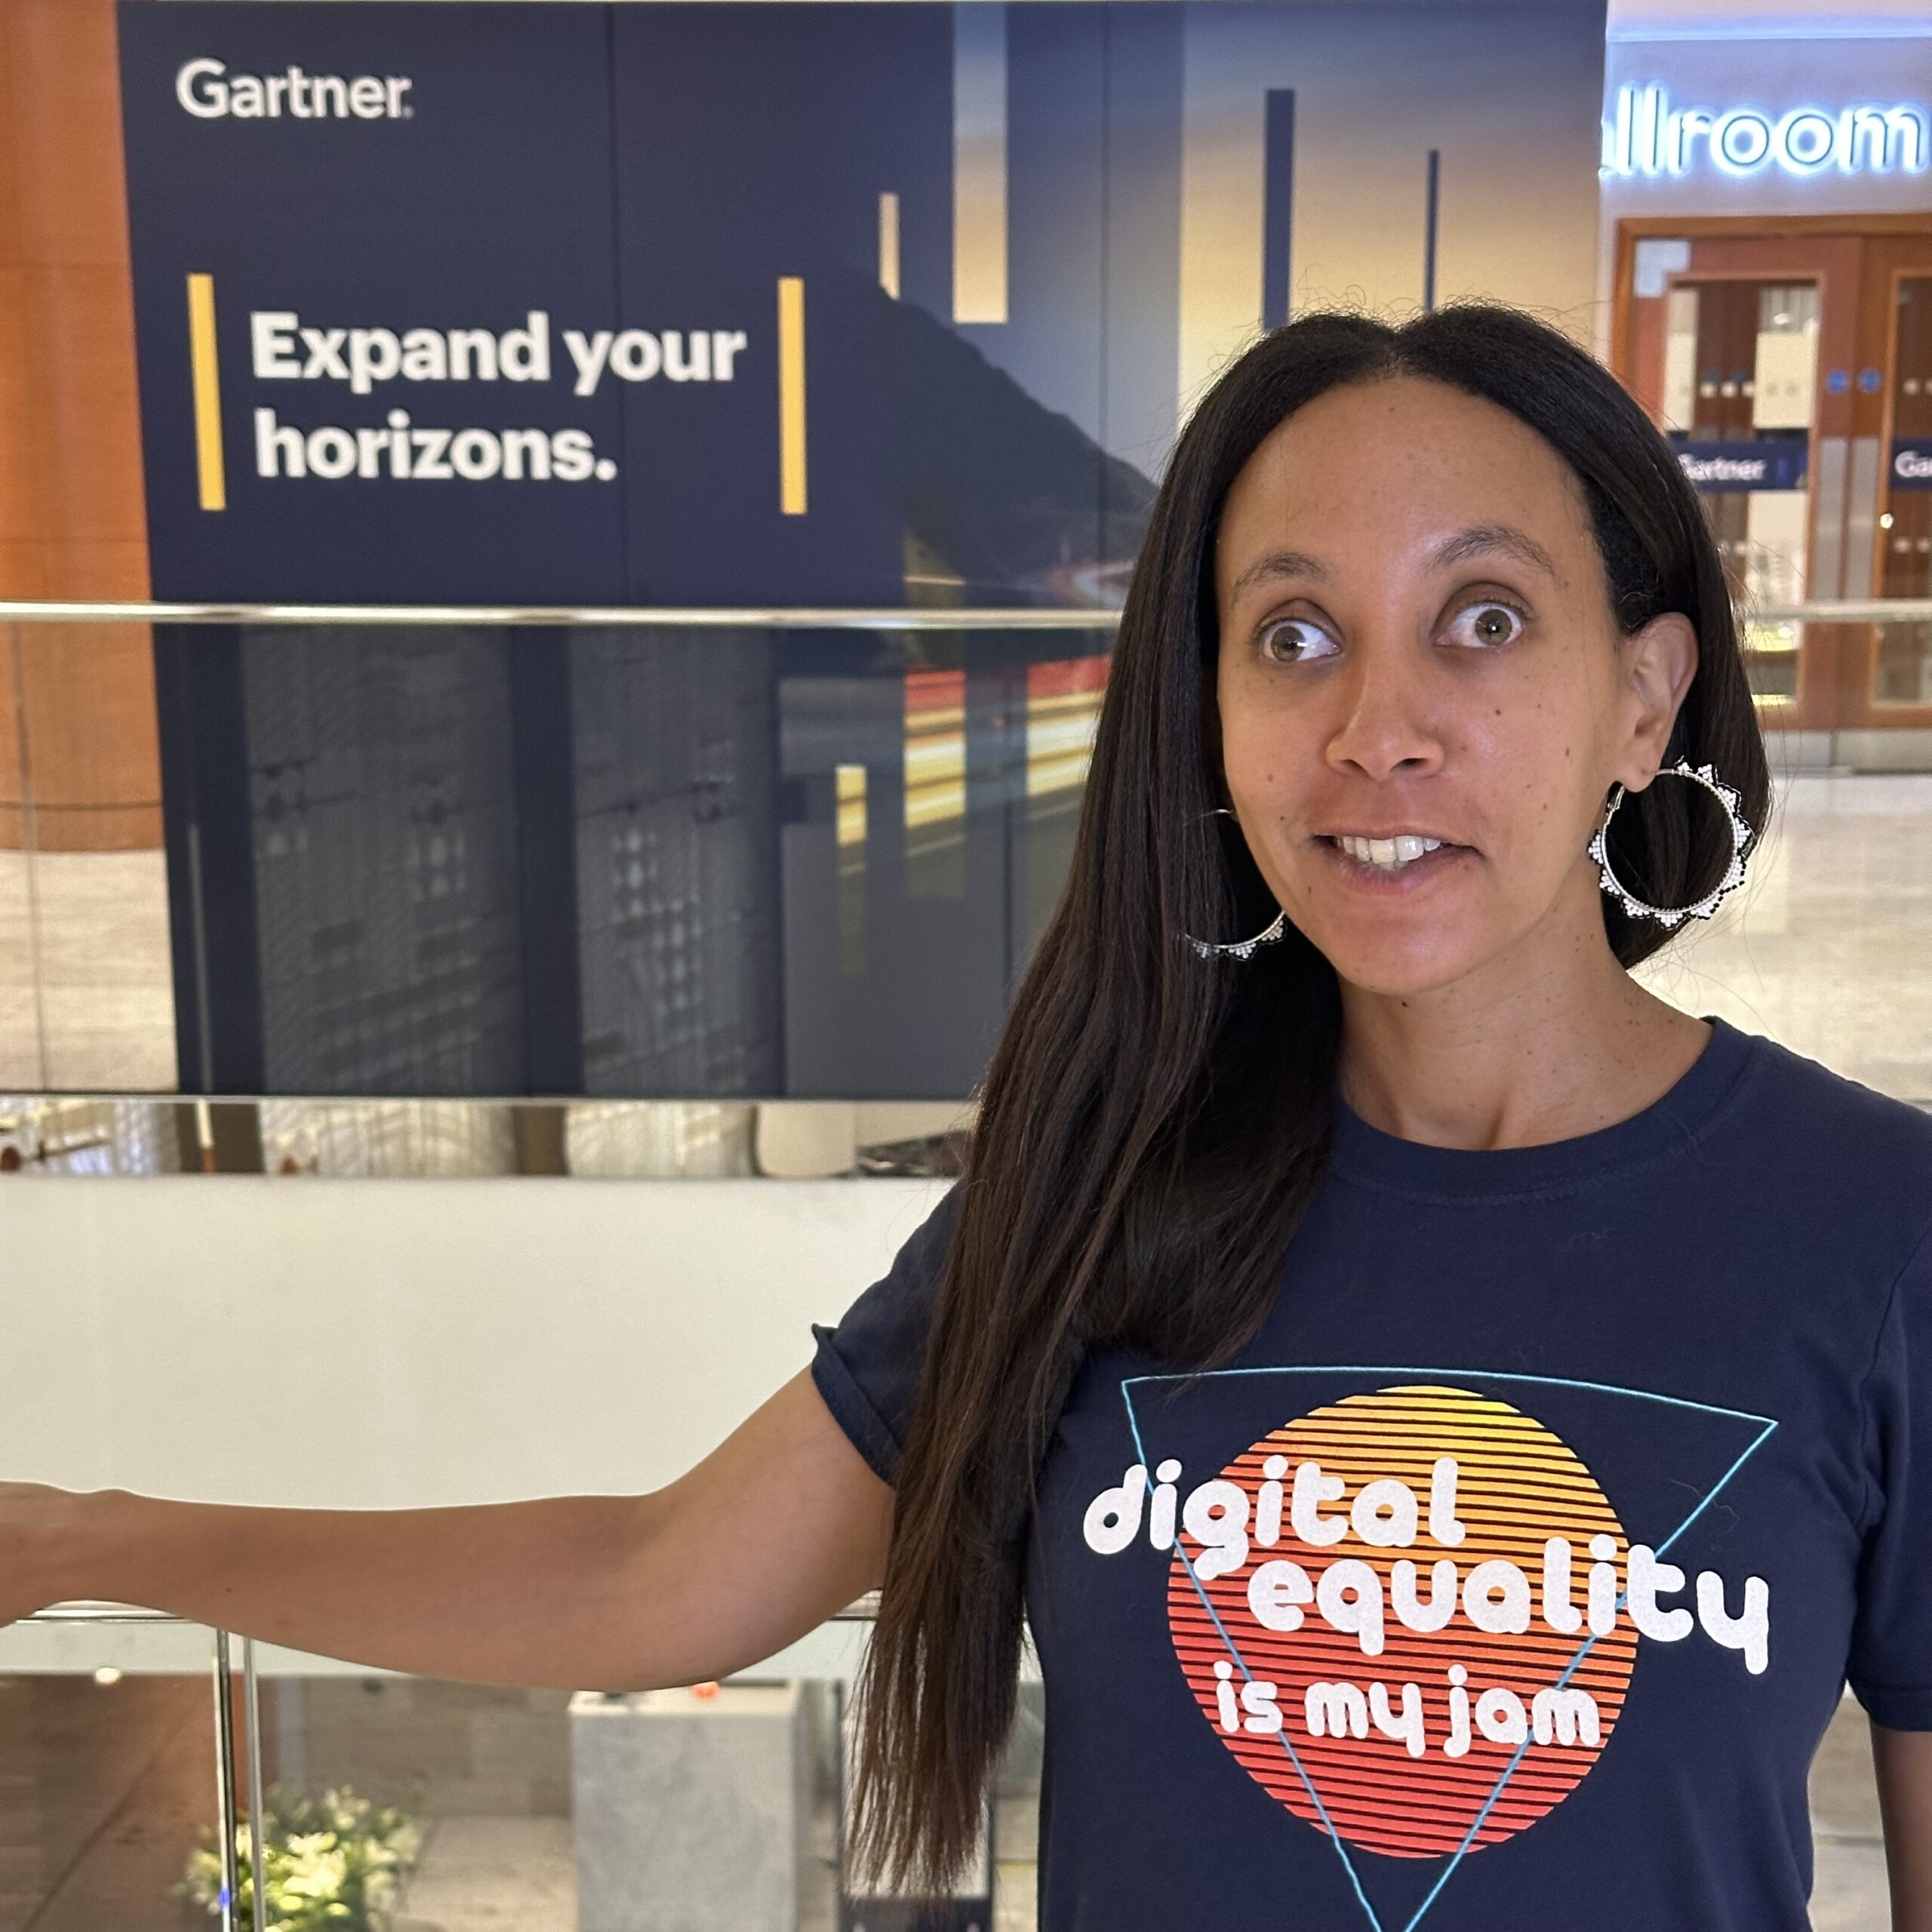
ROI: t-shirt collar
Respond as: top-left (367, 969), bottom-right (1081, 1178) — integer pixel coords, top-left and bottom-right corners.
top-left (1329, 1017), bottom-right (1757, 1202)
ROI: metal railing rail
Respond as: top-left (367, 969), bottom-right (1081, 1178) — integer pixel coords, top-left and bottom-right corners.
top-left (27, 1593), bottom-right (881, 1626)
top-left (0, 599), bottom-right (1123, 630)
top-left (3, 598), bottom-right (1931, 629)
top-left (28, 1600), bottom-right (186, 1623)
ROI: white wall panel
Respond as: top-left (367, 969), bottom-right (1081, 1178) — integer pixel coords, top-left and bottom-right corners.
top-left (0, 1176), bottom-right (946, 1509)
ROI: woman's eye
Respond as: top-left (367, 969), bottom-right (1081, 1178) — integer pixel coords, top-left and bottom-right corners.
top-left (1445, 601), bottom-right (1525, 649)
top-left (1258, 618), bottom-right (1339, 664)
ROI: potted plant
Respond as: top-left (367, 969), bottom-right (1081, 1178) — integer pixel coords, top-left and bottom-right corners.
top-left (180, 1786), bottom-right (422, 1932)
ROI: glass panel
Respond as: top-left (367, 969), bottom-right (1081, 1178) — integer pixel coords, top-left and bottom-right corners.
top-left (0, 619), bottom-right (178, 1095)
top-left (259, 1675), bottom-right (575, 1927)
top-left (1663, 281), bottom-right (1820, 715)
top-left (132, 621), bottom-right (1115, 1103)
top-left (0, 1666), bottom-right (216, 1932)
top-left (245, 626), bottom-right (526, 1096)
top-left (1751, 285), bottom-right (1819, 433)
top-left (1741, 621), bottom-right (1802, 706)
top-left (1661, 287), bottom-right (1697, 434)
top-left (14, 600), bottom-right (1932, 1112)
top-left (572, 629), bottom-right (785, 1097)
top-left (0, 1648), bottom-right (1877, 1932)
top-left (1875, 623), bottom-right (1932, 706)
top-left (238, 1670), bottom-right (1051, 1932)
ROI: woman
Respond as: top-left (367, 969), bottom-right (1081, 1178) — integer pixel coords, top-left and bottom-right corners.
top-left (5, 307), bottom-right (1929, 1929)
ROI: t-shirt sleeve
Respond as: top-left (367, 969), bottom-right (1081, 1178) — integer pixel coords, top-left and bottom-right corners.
top-left (1847, 1220), bottom-right (1932, 1730)
top-left (811, 1188), bottom-right (959, 1485)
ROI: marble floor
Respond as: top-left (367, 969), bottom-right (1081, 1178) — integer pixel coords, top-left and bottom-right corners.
top-left (0, 850), bottom-right (175, 1093)
top-left (396, 1817), bottom-right (577, 1932)
top-left (1809, 1695), bottom-right (1889, 1932)
top-left (1636, 772), bottom-right (1932, 1103)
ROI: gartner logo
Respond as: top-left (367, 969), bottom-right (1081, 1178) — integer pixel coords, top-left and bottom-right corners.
top-left (1603, 84), bottom-right (1927, 180)
top-left (176, 58), bottom-right (414, 122)
top-left (1680, 452), bottom-right (1771, 487)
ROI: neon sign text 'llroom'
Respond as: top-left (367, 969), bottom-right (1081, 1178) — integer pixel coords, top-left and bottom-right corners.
top-left (1602, 85), bottom-right (1929, 180)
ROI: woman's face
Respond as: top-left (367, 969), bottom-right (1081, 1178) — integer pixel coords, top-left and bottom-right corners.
top-left (1214, 374), bottom-right (1695, 1001)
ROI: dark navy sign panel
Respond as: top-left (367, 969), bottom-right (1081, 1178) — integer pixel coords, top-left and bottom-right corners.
top-left (1894, 440), bottom-right (1932, 491)
top-left (607, 6), bottom-right (951, 606)
top-left (118, 3), bottom-right (1155, 606)
top-left (120, 5), bottom-right (630, 604)
top-left (1672, 439), bottom-right (1809, 494)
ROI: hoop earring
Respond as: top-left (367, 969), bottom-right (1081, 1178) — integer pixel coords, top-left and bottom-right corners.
top-left (1181, 809), bottom-right (1288, 961)
top-left (1589, 759), bottom-right (1752, 930)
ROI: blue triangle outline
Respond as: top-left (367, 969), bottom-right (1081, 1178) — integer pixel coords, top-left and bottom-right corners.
top-left (1121, 1364), bottom-right (1778, 1932)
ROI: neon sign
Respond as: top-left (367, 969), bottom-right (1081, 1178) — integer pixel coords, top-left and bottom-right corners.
top-left (1603, 85), bottom-right (1930, 180)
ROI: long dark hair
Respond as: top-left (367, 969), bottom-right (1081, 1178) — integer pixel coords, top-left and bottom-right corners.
top-left (851, 304), bottom-right (1771, 1886)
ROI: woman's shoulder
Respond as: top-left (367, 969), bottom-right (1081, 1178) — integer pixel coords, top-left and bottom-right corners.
top-left (1735, 1028), bottom-right (1932, 1157)
top-left (1723, 1027), bottom-right (1932, 1252)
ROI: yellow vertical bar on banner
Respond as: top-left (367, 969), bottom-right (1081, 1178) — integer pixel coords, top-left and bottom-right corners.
top-left (777, 276), bottom-right (807, 516)
top-left (186, 273), bottom-right (226, 512)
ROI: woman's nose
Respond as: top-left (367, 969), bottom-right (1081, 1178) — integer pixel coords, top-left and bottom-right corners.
top-left (1323, 644), bottom-right (1445, 783)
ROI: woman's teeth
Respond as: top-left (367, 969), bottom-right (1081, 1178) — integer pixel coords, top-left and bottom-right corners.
top-left (1337, 833), bottom-right (1443, 869)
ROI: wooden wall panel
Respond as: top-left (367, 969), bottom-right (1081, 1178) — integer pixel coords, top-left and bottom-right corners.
top-left (0, 0), bottom-right (162, 851)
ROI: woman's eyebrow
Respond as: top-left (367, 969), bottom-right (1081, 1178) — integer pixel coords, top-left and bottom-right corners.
top-left (1430, 522), bottom-right (1559, 578)
top-left (1226, 548), bottom-right (1330, 602)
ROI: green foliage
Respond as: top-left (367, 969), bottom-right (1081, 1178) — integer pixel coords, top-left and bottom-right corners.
top-left (179, 1786), bottom-right (422, 1932)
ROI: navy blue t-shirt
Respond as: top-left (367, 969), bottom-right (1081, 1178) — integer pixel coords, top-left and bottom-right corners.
top-left (813, 1022), bottom-right (1932, 1932)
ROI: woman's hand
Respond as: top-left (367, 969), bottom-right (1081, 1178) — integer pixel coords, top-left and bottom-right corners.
top-left (1875, 1721), bottom-right (1932, 1932)
top-left (0, 1371), bottom-right (894, 1690)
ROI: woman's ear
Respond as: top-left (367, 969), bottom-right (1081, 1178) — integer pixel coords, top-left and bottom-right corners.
top-left (1614, 611), bottom-right (1700, 790)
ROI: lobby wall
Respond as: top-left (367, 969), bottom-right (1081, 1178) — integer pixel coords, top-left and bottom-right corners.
top-left (0, 0), bottom-right (163, 851)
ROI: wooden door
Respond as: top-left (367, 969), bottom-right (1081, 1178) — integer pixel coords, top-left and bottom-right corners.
top-left (1847, 234), bottom-right (1932, 728)
top-left (1613, 216), bottom-right (1932, 736)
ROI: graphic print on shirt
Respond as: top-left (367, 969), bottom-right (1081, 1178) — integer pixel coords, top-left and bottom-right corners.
top-left (1082, 1367), bottom-right (1777, 1932)
top-left (1171, 1385), bottom-right (1640, 1857)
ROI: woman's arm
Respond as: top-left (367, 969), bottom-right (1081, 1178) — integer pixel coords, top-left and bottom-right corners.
top-left (1875, 1722), bottom-right (1932, 1932)
top-left (0, 1367), bottom-right (891, 1690)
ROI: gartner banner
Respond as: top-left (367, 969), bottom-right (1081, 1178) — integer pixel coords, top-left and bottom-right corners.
top-left (118, 2), bottom-right (1607, 606)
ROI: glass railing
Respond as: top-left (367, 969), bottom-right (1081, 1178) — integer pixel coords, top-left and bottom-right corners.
top-left (0, 596), bottom-right (1926, 1165)
top-left (7, 1598), bottom-right (1883, 1932)
top-left (10, 1597), bottom-right (1055, 1932)
top-left (0, 599), bottom-right (1124, 1117)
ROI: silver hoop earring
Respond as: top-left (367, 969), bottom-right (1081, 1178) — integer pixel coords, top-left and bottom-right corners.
top-left (1181, 809), bottom-right (1288, 961)
top-left (1588, 759), bottom-right (1752, 930)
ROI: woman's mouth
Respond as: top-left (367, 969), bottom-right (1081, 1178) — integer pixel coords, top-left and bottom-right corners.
top-left (1318, 832), bottom-right (1471, 888)
top-left (1334, 832), bottom-right (1443, 871)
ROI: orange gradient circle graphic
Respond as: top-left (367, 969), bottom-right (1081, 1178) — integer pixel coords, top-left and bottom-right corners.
top-left (1168, 1384), bottom-right (1636, 1859)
